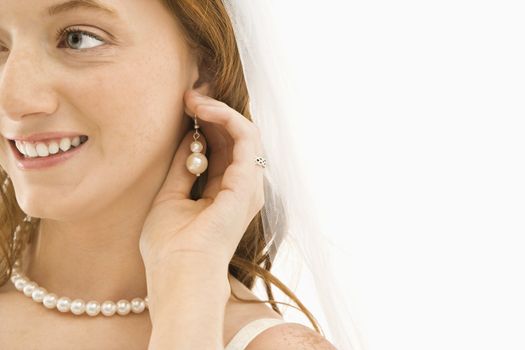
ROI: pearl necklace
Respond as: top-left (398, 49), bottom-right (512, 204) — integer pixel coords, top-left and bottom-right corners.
top-left (8, 215), bottom-right (149, 317)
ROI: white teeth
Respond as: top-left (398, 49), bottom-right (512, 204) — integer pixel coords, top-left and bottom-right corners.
top-left (24, 143), bottom-right (38, 158)
top-left (48, 141), bottom-right (60, 155)
top-left (35, 143), bottom-right (49, 157)
top-left (59, 138), bottom-right (71, 152)
top-left (71, 136), bottom-right (80, 147)
top-left (15, 136), bottom-right (86, 159)
top-left (15, 140), bottom-right (25, 155)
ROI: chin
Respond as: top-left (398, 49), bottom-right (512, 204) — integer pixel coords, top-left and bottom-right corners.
top-left (14, 193), bottom-right (84, 222)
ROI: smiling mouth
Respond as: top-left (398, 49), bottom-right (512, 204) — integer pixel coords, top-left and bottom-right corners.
top-left (8, 136), bottom-right (89, 160)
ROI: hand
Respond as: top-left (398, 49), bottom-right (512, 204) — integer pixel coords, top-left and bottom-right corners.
top-left (139, 89), bottom-right (266, 272)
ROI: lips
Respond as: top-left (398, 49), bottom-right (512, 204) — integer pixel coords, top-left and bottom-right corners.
top-left (5, 132), bottom-right (88, 143)
top-left (7, 136), bottom-right (90, 170)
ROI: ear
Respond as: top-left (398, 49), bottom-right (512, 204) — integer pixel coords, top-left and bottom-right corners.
top-left (192, 81), bottom-right (213, 97)
top-left (191, 53), bottom-right (215, 97)
top-left (184, 58), bottom-right (214, 127)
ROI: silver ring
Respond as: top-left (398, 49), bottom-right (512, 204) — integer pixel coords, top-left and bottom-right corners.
top-left (254, 156), bottom-right (267, 168)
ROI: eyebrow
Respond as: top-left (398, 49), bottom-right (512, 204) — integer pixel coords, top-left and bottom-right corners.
top-left (47, 0), bottom-right (119, 18)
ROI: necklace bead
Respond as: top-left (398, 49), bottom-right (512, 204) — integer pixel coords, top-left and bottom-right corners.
top-left (86, 301), bottom-right (102, 316)
top-left (8, 215), bottom-right (149, 317)
top-left (71, 299), bottom-right (86, 315)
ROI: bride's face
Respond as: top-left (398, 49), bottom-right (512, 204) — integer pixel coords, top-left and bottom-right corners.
top-left (0, 0), bottom-right (200, 219)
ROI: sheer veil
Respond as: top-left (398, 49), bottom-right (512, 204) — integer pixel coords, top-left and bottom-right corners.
top-left (223, 1), bottom-right (363, 349)
top-left (0, 2), bottom-right (362, 349)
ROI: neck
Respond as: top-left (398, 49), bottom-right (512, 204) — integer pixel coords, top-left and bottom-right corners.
top-left (19, 200), bottom-right (152, 303)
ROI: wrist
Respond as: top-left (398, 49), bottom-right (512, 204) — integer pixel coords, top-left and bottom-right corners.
top-left (144, 247), bottom-right (230, 274)
top-left (146, 257), bottom-right (229, 350)
top-left (145, 253), bottom-right (231, 319)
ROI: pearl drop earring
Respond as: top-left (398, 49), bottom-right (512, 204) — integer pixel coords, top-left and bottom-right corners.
top-left (185, 114), bottom-right (208, 177)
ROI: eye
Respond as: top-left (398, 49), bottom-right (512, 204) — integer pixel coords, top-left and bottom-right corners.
top-left (56, 27), bottom-right (106, 50)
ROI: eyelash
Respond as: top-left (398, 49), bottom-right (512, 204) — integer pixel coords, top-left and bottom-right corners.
top-left (55, 26), bottom-right (106, 50)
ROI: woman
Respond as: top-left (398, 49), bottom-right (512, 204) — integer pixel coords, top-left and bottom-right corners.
top-left (0, 0), bottom-right (343, 349)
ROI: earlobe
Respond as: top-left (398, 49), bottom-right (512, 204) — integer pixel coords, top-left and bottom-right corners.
top-left (192, 81), bottom-right (213, 98)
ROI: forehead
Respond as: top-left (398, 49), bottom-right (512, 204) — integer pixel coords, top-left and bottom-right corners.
top-left (45, 0), bottom-right (120, 18)
top-left (0, 0), bottom-right (121, 24)
top-left (0, 0), bottom-right (180, 36)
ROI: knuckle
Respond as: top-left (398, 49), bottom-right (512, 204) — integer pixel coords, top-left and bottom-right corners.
top-left (217, 100), bottom-right (228, 108)
top-left (246, 123), bottom-right (260, 140)
top-left (247, 122), bottom-right (260, 136)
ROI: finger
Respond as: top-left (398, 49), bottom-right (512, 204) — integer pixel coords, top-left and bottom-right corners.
top-left (155, 128), bottom-right (207, 202)
top-left (184, 90), bottom-right (265, 212)
top-left (184, 91), bottom-right (259, 167)
top-left (194, 105), bottom-right (257, 200)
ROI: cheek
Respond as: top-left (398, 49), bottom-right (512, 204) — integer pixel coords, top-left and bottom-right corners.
top-left (59, 61), bottom-right (187, 170)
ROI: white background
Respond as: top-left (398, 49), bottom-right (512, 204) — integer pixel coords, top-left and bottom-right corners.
top-left (265, 1), bottom-right (525, 350)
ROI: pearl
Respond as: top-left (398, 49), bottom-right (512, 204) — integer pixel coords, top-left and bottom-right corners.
top-left (101, 300), bottom-right (117, 316)
top-left (32, 287), bottom-right (47, 303)
top-left (23, 281), bottom-right (37, 297)
top-left (186, 152), bottom-right (208, 176)
top-left (14, 277), bottom-right (27, 291)
top-left (43, 293), bottom-right (58, 309)
top-left (8, 215), bottom-right (150, 317)
top-left (190, 141), bottom-right (204, 153)
top-left (86, 301), bottom-right (101, 316)
top-left (70, 299), bottom-right (86, 315)
top-left (10, 273), bottom-right (20, 283)
top-left (130, 297), bottom-right (145, 313)
top-left (116, 299), bottom-right (131, 315)
top-left (57, 296), bottom-right (72, 312)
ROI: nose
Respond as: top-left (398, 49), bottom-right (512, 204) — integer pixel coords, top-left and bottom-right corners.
top-left (0, 45), bottom-right (58, 122)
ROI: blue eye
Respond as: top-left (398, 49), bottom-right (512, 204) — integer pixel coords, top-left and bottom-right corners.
top-left (56, 27), bottom-right (106, 50)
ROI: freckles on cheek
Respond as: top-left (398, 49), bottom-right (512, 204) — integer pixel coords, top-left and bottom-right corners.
top-left (65, 61), bottom-right (183, 141)
top-left (66, 70), bottom-right (141, 124)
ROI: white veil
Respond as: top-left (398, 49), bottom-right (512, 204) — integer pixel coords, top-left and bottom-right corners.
top-left (0, 1), bottom-right (362, 348)
top-left (223, 1), bottom-right (363, 349)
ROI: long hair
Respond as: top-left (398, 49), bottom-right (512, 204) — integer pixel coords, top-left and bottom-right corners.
top-left (0, 0), bottom-right (324, 337)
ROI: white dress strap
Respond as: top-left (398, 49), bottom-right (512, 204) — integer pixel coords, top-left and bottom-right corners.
top-left (224, 318), bottom-right (288, 350)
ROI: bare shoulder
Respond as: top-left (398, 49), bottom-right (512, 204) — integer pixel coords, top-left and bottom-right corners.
top-left (246, 322), bottom-right (337, 350)
top-left (224, 274), bottom-right (283, 334)
top-left (225, 274), bottom-right (337, 349)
